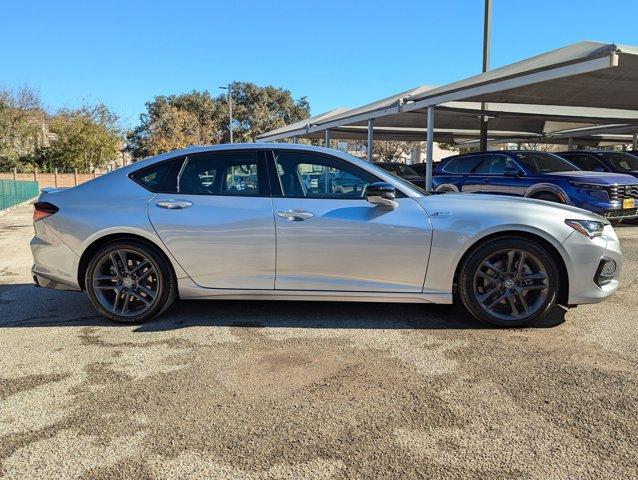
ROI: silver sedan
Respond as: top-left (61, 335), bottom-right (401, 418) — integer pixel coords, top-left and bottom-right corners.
top-left (30, 144), bottom-right (622, 327)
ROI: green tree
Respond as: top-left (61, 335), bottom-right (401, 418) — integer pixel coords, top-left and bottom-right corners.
top-left (47, 103), bottom-right (122, 172)
top-left (222, 81), bottom-right (310, 143)
top-left (127, 82), bottom-right (310, 159)
top-left (127, 91), bottom-right (222, 158)
top-left (0, 86), bottom-right (47, 171)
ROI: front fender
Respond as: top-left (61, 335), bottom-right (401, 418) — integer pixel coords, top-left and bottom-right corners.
top-left (524, 183), bottom-right (572, 204)
top-left (423, 221), bottom-right (573, 297)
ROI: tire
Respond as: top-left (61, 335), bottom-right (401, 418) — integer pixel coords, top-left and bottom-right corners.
top-left (457, 237), bottom-right (560, 328)
top-left (533, 192), bottom-right (562, 203)
top-left (609, 219), bottom-right (623, 227)
top-left (85, 240), bottom-right (177, 324)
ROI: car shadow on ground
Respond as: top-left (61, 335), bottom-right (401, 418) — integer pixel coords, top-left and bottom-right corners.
top-left (0, 283), bottom-right (567, 331)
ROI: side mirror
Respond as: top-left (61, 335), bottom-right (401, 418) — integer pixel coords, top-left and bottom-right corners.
top-left (504, 167), bottom-right (524, 178)
top-left (365, 182), bottom-right (398, 209)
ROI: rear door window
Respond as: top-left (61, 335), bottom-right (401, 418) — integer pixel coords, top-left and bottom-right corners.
top-left (177, 151), bottom-right (267, 196)
top-left (472, 155), bottom-right (519, 175)
top-left (457, 155), bottom-right (486, 174)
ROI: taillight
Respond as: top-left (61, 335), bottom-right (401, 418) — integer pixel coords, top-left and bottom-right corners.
top-left (33, 202), bottom-right (59, 222)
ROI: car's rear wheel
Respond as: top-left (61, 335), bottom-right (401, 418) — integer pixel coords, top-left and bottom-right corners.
top-left (85, 240), bottom-right (176, 323)
top-left (457, 237), bottom-right (559, 327)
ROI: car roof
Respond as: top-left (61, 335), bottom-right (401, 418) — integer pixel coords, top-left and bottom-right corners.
top-left (559, 150), bottom-right (631, 154)
top-left (451, 150), bottom-right (569, 158)
top-left (129, 143), bottom-right (365, 170)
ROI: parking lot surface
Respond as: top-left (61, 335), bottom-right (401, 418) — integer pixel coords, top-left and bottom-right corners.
top-left (1, 203), bottom-right (637, 479)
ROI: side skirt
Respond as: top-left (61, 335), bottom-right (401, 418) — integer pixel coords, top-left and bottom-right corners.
top-left (178, 279), bottom-right (453, 304)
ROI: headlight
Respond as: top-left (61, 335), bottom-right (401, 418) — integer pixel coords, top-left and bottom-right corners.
top-left (569, 182), bottom-right (605, 190)
top-left (565, 219), bottom-right (605, 238)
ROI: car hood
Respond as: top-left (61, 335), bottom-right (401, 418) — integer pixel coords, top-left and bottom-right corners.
top-left (615, 170), bottom-right (638, 178)
top-left (416, 192), bottom-right (605, 221)
top-left (540, 171), bottom-right (638, 185)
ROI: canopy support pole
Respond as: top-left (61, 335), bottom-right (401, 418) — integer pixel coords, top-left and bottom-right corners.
top-left (324, 129), bottom-right (331, 148)
top-left (293, 136), bottom-right (298, 144)
top-left (426, 106), bottom-right (435, 191)
top-left (568, 138), bottom-right (574, 151)
top-left (479, 0), bottom-right (492, 151)
top-left (633, 132), bottom-right (638, 150)
top-left (367, 119), bottom-right (375, 162)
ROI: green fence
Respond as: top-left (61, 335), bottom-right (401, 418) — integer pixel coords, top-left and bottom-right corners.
top-left (0, 179), bottom-right (40, 211)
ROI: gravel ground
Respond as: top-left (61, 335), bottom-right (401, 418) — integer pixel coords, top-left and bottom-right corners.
top-left (1, 203), bottom-right (637, 479)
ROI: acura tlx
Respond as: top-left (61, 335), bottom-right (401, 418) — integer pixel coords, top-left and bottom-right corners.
top-left (31, 144), bottom-right (622, 327)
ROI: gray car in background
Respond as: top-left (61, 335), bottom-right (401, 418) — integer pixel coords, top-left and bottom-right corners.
top-left (31, 144), bottom-right (622, 327)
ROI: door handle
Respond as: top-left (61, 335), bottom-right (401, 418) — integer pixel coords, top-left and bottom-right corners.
top-left (276, 209), bottom-right (314, 221)
top-left (156, 200), bottom-right (193, 209)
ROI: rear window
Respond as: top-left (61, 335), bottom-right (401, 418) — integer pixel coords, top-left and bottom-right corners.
top-left (131, 158), bottom-right (183, 192)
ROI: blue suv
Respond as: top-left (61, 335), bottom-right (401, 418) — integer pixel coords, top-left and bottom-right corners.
top-left (432, 151), bottom-right (638, 222)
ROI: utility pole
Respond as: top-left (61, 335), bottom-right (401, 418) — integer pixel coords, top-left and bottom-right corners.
top-left (479, 0), bottom-right (492, 151)
top-left (219, 84), bottom-right (233, 143)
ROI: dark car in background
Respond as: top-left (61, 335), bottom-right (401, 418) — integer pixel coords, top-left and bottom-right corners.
top-left (556, 150), bottom-right (638, 178)
top-left (375, 162), bottom-right (426, 189)
top-left (411, 162), bottom-right (440, 177)
top-left (432, 151), bottom-right (638, 222)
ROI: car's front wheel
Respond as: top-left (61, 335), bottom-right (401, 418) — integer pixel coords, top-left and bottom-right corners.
top-left (457, 237), bottom-right (560, 327)
top-left (85, 240), bottom-right (177, 323)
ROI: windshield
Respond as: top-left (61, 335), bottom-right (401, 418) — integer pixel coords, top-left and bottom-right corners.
top-left (357, 159), bottom-right (428, 194)
top-left (598, 152), bottom-right (638, 172)
top-left (382, 164), bottom-right (419, 177)
top-left (513, 152), bottom-right (579, 173)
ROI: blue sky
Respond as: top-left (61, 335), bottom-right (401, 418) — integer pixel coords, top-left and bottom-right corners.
top-left (4, 0), bottom-right (638, 128)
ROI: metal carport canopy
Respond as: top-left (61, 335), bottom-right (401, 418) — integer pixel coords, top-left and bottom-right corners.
top-left (257, 107), bottom-right (350, 142)
top-left (257, 101), bottom-right (638, 142)
top-left (307, 101), bottom-right (638, 137)
top-left (403, 41), bottom-right (638, 111)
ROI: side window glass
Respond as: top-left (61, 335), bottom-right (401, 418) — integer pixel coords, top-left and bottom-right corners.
top-left (178, 152), bottom-right (260, 196)
top-left (474, 155), bottom-right (507, 175)
top-left (223, 163), bottom-right (259, 195)
top-left (458, 156), bottom-right (483, 174)
top-left (274, 152), bottom-right (378, 199)
top-left (131, 158), bottom-right (183, 193)
top-left (567, 154), bottom-right (605, 171)
top-left (442, 158), bottom-right (459, 174)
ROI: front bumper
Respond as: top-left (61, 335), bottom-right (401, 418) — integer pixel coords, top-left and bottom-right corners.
top-left (563, 225), bottom-right (623, 305)
top-left (600, 207), bottom-right (638, 220)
